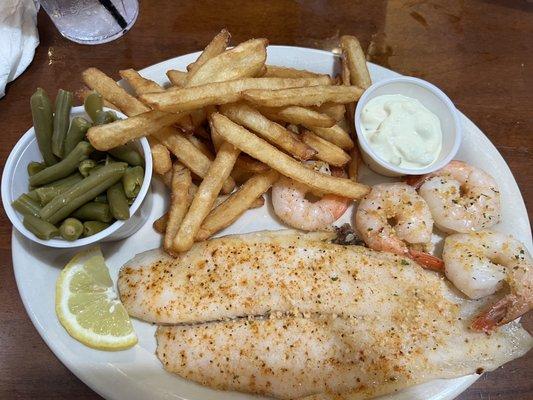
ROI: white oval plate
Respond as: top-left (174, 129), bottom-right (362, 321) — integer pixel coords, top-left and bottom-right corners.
top-left (12, 47), bottom-right (532, 400)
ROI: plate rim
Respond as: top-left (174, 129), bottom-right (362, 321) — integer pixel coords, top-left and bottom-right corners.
top-left (11, 45), bottom-right (532, 400)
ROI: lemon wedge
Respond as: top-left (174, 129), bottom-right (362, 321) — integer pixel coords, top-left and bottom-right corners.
top-left (56, 247), bottom-right (137, 350)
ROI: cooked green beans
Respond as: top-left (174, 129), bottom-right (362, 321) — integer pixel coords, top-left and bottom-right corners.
top-left (12, 193), bottom-right (42, 217)
top-left (23, 215), bottom-right (59, 240)
top-left (59, 218), bottom-right (83, 241)
top-left (40, 172), bottom-right (83, 189)
top-left (30, 88), bottom-right (57, 166)
top-left (51, 89), bottom-right (73, 158)
top-left (64, 117), bottom-right (92, 156)
top-left (84, 91), bottom-right (103, 122)
top-left (83, 221), bottom-right (109, 237)
top-left (122, 166), bottom-right (144, 198)
top-left (29, 141), bottom-right (93, 186)
top-left (26, 190), bottom-right (41, 202)
top-left (108, 145), bottom-right (144, 167)
top-left (107, 182), bottom-right (130, 220)
top-left (82, 221), bottom-right (110, 237)
top-left (27, 162), bottom-right (46, 176)
top-left (78, 159), bottom-right (97, 177)
top-left (72, 202), bottom-right (112, 223)
top-left (95, 110), bottom-right (118, 125)
top-left (40, 162), bottom-right (127, 224)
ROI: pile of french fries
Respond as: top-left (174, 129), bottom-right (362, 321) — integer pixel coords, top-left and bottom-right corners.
top-left (78, 29), bottom-right (372, 255)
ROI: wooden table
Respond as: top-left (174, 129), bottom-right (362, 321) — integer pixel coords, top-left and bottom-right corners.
top-left (0, 1), bottom-right (531, 399)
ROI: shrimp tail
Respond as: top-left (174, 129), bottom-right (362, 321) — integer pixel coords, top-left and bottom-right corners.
top-left (408, 249), bottom-right (445, 271)
top-left (471, 294), bottom-right (531, 332)
top-left (404, 175), bottom-right (427, 189)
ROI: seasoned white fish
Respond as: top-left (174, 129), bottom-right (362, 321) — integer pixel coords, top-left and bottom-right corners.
top-left (156, 316), bottom-right (531, 400)
top-left (120, 230), bottom-right (451, 324)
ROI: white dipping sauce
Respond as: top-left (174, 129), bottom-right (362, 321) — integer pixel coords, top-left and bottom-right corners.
top-left (360, 94), bottom-right (442, 169)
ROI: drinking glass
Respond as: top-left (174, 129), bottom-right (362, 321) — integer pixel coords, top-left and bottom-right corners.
top-left (39, 0), bottom-right (139, 45)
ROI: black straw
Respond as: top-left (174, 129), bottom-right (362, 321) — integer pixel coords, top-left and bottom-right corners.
top-left (98, 0), bottom-right (128, 30)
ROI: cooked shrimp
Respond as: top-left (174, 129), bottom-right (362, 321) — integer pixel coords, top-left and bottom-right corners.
top-left (355, 183), bottom-right (443, 270)
top-left (407, 160), bottom-right (501, 233)
top-left (443, 230), bottom-right (532, 332)
top-left (271, 166), bottom-right (350, 231)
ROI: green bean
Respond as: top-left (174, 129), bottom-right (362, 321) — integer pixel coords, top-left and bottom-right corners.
top-left (41, 172), bottom-right (83, 189)
top-left (72, 202), bottom-right (112, 223)
top-left (26, 190), bottom-right (40, 202)
top-left (94, 110), bottom-right (118, 125)
top-left (122, 166), bottom-right (144, 198)
top-left (82, 221), bottom-right (110, 237)
top-left (27, 162), bottom-right (46, 176)
top-left (34, 172), bottom-right (84, 205)
top-left (40, 162), bottom-right (127, 224)
top-left (93, 194), bottom-right (107, 204)
top-left (89, 164), bottom-right (104, 176)
top-left (84, 91), bottom-right (103, 122)
top-left (30, 88), bottom-right (57, 166)
top-left (23, 215), bottom-right (59, 240)
top-left (59, 218), bottom-right (83, 241)
top-left (78, 159), bottom-right (97, 177)
top-left (51, 89), bottom-right (73, 158)
top-left (29, 141), bottom-right (93, 186)
top-left (35, 187), bottom-right (63, 205)
top-left (108, 145), bottom-right (144, 166)
top-left (12, 193), bottom-right (42, 217)
top-left (107, 182), bottom-right (130, 220)
top-left (64, 117), bottom-right (91, 156)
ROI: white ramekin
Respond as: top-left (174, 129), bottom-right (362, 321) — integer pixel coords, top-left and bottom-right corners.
top-left (1, 106), bottom-right (153, 248)
top-left (354, 76), bottom-right (462, 177)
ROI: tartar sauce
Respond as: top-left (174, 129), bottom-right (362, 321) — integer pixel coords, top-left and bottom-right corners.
top-left (360, 94), bottom-right (442, 169)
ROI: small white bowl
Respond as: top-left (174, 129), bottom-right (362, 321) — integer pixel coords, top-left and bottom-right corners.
top-left (1, 106), bottom-right (153, 248)
top-left (354, 76), bottom-right (462, 177)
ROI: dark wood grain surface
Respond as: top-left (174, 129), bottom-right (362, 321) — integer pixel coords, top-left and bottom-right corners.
top-left (0, 1), bottom-right (531, 399)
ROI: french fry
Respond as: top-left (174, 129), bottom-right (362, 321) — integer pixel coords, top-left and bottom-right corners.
top-left (153, 214), bottom-right (168, 233)
top-left (212, 113), bottom-right (369, 199)
top-left (220, 103), bottom-right (316, 161)
top-left (173, 141), bottom-right (240, 252)
top-left (164, 163), bottom-right (192, 253)
top-left (341, 53), bottom-right (356, 128)
top-left (140, 76), bottom-right (331, 113)
top-left (87, 110), bottom-right (187, 150)
top-left (315, 103), bottom-right (346, 121)
top-left (153, 126), bottom-right (236, 194)
top-left (196, 169), bottom-right (279, 241)
top-left (257, 105), bottom-right (335, 128)
top-left (160, 168), bottom-right (173, 188)
top-left (119, 69), bottom-right (164, 95)
top-left (340, 35), bottom-right (372, 89)
top-left (234, 155), bottom-right (270, 174)
top-left (263, 65), bottom-right (329, 80)
top-left (148, 137), bottom-right (172, 175)
top-left (186, 29), bottom-right (231, 75)
top-left (242, 85), bottom-right (364, 107)
top-left (186, 38), bottom-right (268, 87)
top-left (190, 108), bottom-right (207, 129)
top-left (82, 67), bottom-right (150, 116)
top-left (76, 87), bottom-right (120, 111)
top-left (301, 130), bottom-right (351, 167)
top-left (153, 193), bottom-right (263, 234)
top-left (166, 70), bottom-right (188, 87)
top-left (304, 124), bottom-right (354, 149)
top-left (348, 145), bottom-right (361, 182)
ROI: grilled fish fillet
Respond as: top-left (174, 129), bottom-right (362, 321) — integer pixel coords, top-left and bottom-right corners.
top-left (120, 230), bottom-right (453, 324)
top-left (156, 316), bottom-right (531, 400)
top-left (121, 229), bottom-right (531, 399)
